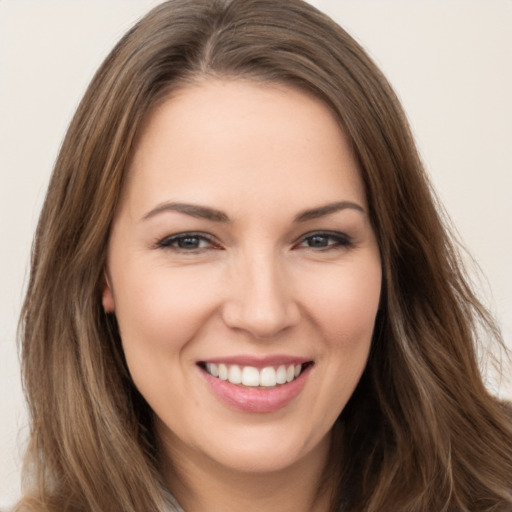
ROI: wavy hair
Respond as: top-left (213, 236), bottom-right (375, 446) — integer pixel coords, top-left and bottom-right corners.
top-left (17, 0), bottom-right (512, 510)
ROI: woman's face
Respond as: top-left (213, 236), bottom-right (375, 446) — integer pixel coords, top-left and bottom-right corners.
top-left (103, 80), bottom-right (381, 477)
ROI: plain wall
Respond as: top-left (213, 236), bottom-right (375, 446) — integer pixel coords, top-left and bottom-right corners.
top-left (1, 0), bottom-right (511, 507)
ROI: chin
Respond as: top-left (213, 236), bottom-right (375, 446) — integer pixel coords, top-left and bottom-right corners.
top-left (187, 421), bottom-right (332, 476)
top-left (212, 446), bottom-right (306, 474)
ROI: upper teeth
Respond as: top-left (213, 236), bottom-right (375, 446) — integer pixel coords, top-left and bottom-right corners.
top-left (205, 363), bottom-right (302, 387)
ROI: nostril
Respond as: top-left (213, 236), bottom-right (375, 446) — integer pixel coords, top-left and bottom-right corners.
top-left (221, 300), bottom-right (300, 339)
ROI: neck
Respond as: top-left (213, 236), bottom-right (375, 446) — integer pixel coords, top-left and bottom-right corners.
top-left (159, 430), bottom-right (335, 512)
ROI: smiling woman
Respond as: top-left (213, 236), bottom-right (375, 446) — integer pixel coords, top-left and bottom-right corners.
top-left (15, 1), bottom-right (512, 511)
top-left (102, 81), bottom-right (381, 491)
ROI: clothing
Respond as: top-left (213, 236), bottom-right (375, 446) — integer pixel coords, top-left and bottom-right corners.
top-left (163, 489), bottom-right (185, 512)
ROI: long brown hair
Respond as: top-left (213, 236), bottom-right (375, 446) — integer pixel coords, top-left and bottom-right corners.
top-left (17, 1), bottom-right (512, 511)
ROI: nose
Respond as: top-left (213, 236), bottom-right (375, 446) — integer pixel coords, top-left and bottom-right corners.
top-left (221, 250), bottom-right (300, 339)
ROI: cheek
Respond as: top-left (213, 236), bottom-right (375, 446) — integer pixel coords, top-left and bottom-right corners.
top-left (304, 256), bottom-right (380, 396)
top-left (303, 258), bottom-right (382, 343)
top-left (284, 258), bottom-right (381, 443)
top-left (112, 264), bottom-right (222, 358)
top-left (111, 266), bottom-right (224, 418)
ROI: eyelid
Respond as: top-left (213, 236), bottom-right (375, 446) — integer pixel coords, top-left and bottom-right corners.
top-left (294, 230), bottom-right (353, 249)
top-left (154, 231), bottom-right (221, 250)
top-left (152, 230), bottom-right (352, 251)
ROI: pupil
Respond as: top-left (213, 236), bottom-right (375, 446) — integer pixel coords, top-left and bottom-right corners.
top-left (309, 236), bottom-right (328, 247)
top-left (179, 237), bottom-right (199, 248)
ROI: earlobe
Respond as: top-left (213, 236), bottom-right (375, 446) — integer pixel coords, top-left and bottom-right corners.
top-left (101, 271), bottom-right (115, 313)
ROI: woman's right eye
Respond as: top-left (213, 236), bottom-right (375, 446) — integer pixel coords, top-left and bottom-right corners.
top-left (156, 233), bottom-right (218, 251)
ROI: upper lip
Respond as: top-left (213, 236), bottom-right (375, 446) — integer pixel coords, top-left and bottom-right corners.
top-left (198, 355), bottom-right (312, 369)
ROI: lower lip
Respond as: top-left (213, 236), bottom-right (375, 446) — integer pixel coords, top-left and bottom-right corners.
top-left (201, 366), bottom-right (311, 413)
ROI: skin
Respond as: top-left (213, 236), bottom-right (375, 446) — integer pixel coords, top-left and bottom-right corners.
top-left (103, 79), bottom-right (382, 512)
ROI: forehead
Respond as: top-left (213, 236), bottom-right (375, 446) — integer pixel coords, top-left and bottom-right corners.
top-left (122, 79), bottom-right (367, 217)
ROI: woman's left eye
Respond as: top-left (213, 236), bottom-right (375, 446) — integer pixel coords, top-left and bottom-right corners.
top-left (297, 232), bottom-right (352, 250)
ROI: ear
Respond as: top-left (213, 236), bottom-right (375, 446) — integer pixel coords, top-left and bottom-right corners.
top-left (101, 271), bottom-right (115, 313)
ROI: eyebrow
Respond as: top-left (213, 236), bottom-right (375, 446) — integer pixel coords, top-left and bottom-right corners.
top-left (142, 202), bottom-right (230, 222)
top-left (141, 200), bottom-right (365, 223)
top-left (293, 201), bottom-right (365, 222)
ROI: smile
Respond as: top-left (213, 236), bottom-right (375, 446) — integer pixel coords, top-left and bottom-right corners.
top-left (202, 362), bottom-right (306, 388)
top-left (199, 359), bottom-right (313, 413)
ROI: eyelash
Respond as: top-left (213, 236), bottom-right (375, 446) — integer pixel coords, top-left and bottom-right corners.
top-left (156, 232), bottom-right (219, 251)
top-left (296, 231), bottom-right (353, 250)
top-left (154, 231), bottom-right (353, 252)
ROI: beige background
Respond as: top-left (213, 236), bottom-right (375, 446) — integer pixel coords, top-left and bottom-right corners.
top-left (1, 0), bottom-right (511, 507)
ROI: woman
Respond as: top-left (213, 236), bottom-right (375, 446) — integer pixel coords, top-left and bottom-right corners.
top-left (16, 0), bottom-right (512, 511)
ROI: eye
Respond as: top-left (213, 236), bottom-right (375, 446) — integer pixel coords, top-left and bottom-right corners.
top-left (297, 231), bottom-right (352, 250)
top-left (156, 232), bottom-right (219, 251)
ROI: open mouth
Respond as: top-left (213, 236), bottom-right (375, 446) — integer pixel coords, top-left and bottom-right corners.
top-left (198, 361), bottom-right (313, 388)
